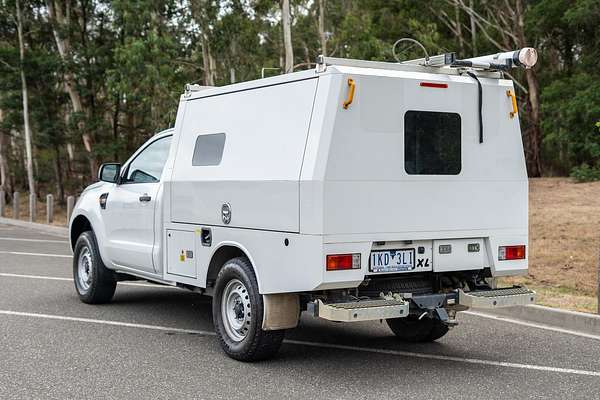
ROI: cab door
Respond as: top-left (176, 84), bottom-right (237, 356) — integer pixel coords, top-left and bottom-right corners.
top-left (102, 135), bottom-right (172, 273)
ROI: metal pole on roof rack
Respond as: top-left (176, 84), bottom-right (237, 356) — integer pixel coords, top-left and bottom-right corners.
top-left (455, 48), bottom-right (538, 70)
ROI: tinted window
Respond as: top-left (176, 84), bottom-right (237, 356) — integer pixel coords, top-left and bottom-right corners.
top-left (404, 111), bottom-right (461, 175)
top-left (125, 136), bottom-right (172, 183)
top-left (192, 133), bottom-right (225, 166)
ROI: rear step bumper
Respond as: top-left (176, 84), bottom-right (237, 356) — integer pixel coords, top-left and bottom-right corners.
top-left (308, 286), bottom-right (535, 322)
top-left (458, 286), bottom-right (536, 309)
top-left (308, 299), bottom-right (409, 322)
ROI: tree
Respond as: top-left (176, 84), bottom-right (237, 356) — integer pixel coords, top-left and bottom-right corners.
top-left (450, 0), bottom-right (543, 176)
top-left (0, 0), bottom-right (598, 196)
top-left (281, 0), bottom-right (293, 73)
top-left (191, 0), bottom-right (218, 86)
top-left (46, 0), bottom-right (96, 180)
top-left (0, 107), bottom-right (11, 195)
top-left (15, 0), bottom-right (35, 197)
top-left (318, 0), bottom-right (327, 55)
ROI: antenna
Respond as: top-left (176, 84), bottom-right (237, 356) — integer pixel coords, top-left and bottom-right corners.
top-left (392, 38), bottom-right (429, 64)
top-left (392, 38), bottom-right (457, 68)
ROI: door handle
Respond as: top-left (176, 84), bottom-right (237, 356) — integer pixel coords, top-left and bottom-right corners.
top-left (139, 194), bottom-right (151, 202)
top-left (342, 78), bottom-right (356, 109)
top-left (506, 89), bottom-right (518, 118)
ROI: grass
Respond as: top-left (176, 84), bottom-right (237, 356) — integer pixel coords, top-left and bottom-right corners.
top-left (502, 178), bottom-right (599, 314)
top-left (2, 178), bottom-right (599, 313)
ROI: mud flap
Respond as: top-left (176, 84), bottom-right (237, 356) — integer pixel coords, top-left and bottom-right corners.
top-left (262, 293), bottom-right (300, 330)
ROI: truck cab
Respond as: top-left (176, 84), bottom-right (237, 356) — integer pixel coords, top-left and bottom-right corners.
top-left (70, 51), bottom-right (536, 361)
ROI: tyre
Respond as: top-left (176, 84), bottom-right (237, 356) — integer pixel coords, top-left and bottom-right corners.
top-left (73, 231), bottom-right (117, 304)
top-left (386, 315), bottom-right (449, 342)
top-left (212, 257), bottom-right (285, 361)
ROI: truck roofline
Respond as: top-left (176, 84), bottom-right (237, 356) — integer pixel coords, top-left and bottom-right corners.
top-left (181, 55), bottom-right (509, 103)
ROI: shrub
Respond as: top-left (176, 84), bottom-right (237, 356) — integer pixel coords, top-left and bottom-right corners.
top-left (570, 163), bottom-right (600, 182)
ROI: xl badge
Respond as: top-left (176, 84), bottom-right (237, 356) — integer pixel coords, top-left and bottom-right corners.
top-left (221, 203), bottom-right (232, 225)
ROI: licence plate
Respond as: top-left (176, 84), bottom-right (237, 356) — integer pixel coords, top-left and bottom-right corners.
top-left (370, 249), bottom-right (416, 273)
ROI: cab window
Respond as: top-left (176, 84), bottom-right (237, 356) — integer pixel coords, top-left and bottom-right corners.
top-left (123, 136), bottom-right (172, 183)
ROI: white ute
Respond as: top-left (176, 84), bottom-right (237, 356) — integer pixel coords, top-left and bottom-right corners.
top-left (70, 48), bottom-right (538, 361)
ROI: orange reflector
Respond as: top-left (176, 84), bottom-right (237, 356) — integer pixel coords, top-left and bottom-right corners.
top-left (326, 254), bottom-right (361, 271)
top-left (420, 82), bottom-right (448, 89)
top-left (498, 245), bottom-right (526, 261)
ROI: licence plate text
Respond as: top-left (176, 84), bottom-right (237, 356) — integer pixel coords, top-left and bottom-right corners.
top-left (370, 249), bottom-right (416, 273)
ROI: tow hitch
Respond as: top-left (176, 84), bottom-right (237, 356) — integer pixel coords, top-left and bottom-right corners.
top-left (411, 293), bottom-right (457, 324)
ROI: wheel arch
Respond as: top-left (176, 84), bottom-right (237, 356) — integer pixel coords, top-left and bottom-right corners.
top-left (206, 242), bottom-right (262, 292)
top-left (70, 214), bottom-right (92, 251)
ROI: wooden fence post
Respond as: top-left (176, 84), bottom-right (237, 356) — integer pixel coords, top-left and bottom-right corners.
top-left (0, 190), bottom-right (5, 217)
top-left (13, 192), bottom-right (20, 219)
top-left (29, 193), bottom-right (36, 222)
top-left (46, 194), bottom-right (54, 224)
top-left (67, 195), bottom-right (75, 222)
top-left (597, 235), bottom-right (599, 315)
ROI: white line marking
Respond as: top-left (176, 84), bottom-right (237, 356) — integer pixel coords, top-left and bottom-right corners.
top-left (1, 309), bottom-right (599, 377)
top-left (2, 271), bottom-right (598, 343)
top-left (0, 272), bottom-right (177, 289)
top-left (0, 310), bottom-right (209, 335)
top-left (0, 273), bottom-right (69, 282)
top-left (283, 339), bottom-right (600, 377)
top-left (0, 237), bottom-right (68, 244)
top-left (0, 250), bottom-right (71, 258)
top-left (463, 310), bottom-right (600, 342)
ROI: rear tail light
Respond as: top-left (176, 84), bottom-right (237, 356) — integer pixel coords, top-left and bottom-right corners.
top-left (326, 254), bottom-right (361, 271)
top-left (498, 245), bottom-right (526, 261)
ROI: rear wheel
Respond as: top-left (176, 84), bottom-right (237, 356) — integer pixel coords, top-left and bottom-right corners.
top-left (386, 315), bottom-right (449, 342)
top-left (73, 231), bottom-right (116, 304)
top-left (212, 257), bottom-right (285, 361)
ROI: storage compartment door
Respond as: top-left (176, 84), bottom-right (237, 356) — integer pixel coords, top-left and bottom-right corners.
top-left (167, 230), bottom-right (197, 278)
top-left (433, 238), bottom-right (485, 272)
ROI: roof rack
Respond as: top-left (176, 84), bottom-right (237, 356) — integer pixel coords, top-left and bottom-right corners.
top-left (401, 52), bottom-right (456, 67)
top-left (315, 55), bottom-right (499, 77)
top-left (316, 47), bottom-right (537, 76)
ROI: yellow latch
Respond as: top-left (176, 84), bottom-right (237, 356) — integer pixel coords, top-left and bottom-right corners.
top-left (343, 78), bottom-right (356, 109)
top-left (506, 90), bottom-right (518, 118)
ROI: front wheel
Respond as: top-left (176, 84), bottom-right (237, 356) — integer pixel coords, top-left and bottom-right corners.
top-left (73, 231), bottom-right (117, 304)
top-left (212, 257), bottom-right (285, 361)
top-left (386, 315), bottom-right (449, 342)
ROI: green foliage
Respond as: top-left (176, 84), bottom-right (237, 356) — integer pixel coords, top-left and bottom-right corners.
top-left (570, 122), bottom-right (600, 182)
top-left (0, 0), bottom-right (599, 195)
top-left (541, 74), bottom-right (600, 173)
top-left (570, 163), bottom-right (600, 182)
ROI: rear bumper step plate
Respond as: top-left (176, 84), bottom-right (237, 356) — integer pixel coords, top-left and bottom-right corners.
top-left (458, 286), bottom-right (536, 309)
top-left (309, 299), bottom-right (409, 322)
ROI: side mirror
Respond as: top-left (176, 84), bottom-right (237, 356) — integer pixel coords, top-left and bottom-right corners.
top-left (98, 163), bottom-right (121, 183)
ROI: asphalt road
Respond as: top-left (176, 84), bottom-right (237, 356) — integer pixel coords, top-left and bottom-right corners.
top-left (0, 223), bottom-right (599, 400)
